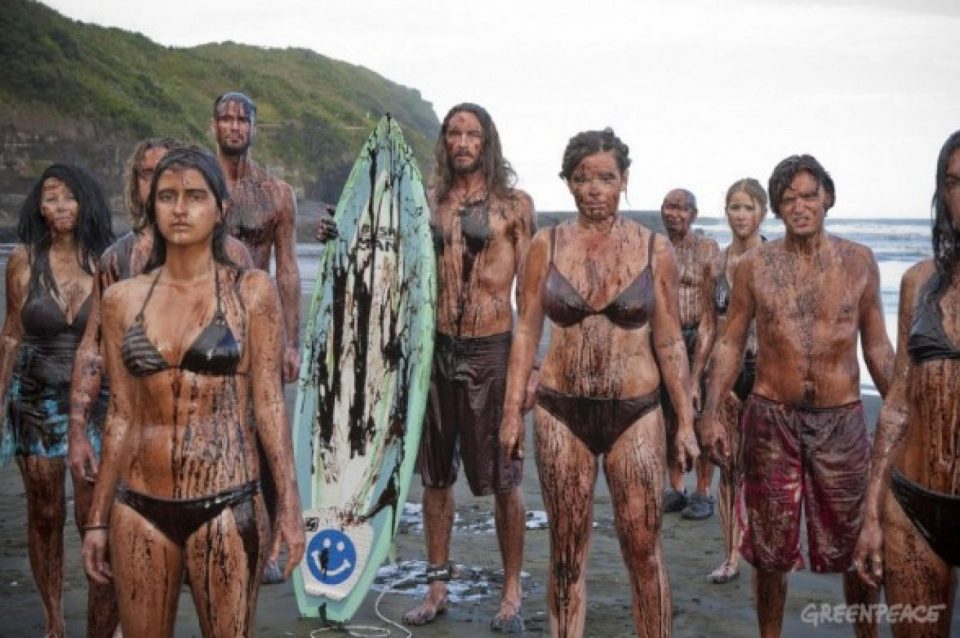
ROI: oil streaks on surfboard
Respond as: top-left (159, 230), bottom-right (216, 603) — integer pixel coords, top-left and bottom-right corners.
top-left (294, 114), bottom-right (435, 623)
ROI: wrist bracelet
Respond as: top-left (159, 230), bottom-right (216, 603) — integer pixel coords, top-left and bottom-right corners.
top-left (83, 523), bottom-right (109, 532)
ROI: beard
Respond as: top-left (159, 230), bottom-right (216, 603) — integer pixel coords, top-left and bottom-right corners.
top-left (218, 137), bottom-right (251, 157)
top-left (450, 153), bottom-right (481, 175)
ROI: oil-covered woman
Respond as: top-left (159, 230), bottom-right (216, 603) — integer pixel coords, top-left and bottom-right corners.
top-left (705, 177), bottom-right (767, 584)
top-left (0, 163), bottom-right (113, 637)
top-left (499, 129), bottom-right (698, 636)
top-left (81, 146), bottom-right (304, 637)
top-left (854, 130), bottom-right (960, 636)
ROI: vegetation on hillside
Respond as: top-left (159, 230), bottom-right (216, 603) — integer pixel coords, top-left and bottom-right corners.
top-left (0, 0), bottom-right (440, 202)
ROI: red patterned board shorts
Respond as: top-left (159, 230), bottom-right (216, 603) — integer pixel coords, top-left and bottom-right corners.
top-left (738, 394), bottom-right (870, 573)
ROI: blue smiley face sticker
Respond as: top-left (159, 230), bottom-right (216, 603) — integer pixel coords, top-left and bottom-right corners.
top-left (306, 529), bottom-right (357, 585)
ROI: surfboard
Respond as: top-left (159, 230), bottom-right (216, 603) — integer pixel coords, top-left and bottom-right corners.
top-left (292, 114), bottom-right (436, 622)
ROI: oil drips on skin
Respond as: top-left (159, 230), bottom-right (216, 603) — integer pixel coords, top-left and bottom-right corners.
top-left (454, 200), bottom-right (492, 335)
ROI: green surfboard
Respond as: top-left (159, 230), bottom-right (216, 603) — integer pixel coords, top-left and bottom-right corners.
top-left (292, 115), bottom-right (435, 622)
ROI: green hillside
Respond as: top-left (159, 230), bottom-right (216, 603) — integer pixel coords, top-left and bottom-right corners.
top-left (0, 0), bottom-right (440, 203)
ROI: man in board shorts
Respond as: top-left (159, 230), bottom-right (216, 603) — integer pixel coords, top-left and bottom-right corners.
top-left (403, 103), bottom-right (536, 634)
top-left (700, 154), bottom-right (894, 637)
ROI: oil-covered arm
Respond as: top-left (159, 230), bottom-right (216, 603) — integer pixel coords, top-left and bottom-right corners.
top-left (274, 182), bottom-right (302, 383)
top-left (859, 247), bottom-right (895, 397)
top-left (0, 246), bottom-right (28, 407)
top-left (81, 285), bottom-right (138, 585)
top-left (691, 238), bottom-right (719, 412)
top-left (68, 262), bottom-right (107, 483)
top-left (246, 270), bottom-right (305, 577)
top-left (510, 192), bottom-right (539, 410)
top-left (651, 235), bottom-right (698, 471)
top-left (499, 229), bottom-right (549, 460)
top-left (700, 252), bottom-right (756, 466)
top-left (853, 262), bottom-right (922, 588)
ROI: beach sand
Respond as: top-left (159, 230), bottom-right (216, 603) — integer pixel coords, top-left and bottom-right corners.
top-left (5, 391), bottom-right (949, 637)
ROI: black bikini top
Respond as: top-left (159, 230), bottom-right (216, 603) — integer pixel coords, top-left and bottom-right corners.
top-left (21, 288), bottom-right (92, 338)
top-left (121, 268), bottom-right (242, 377)
top-left (542, 225), bottom-right (656, 330)
top-left (907, 270), bottom-right (960, 363)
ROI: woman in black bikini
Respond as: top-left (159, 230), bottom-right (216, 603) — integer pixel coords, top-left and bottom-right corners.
top-left (705, 178), bottom-right (767, 584)
top-left (499, 129), bottom-right (698, 636)
top-left (81, 146), bottom-right (304, 637)
top-left (0, 163), bottom-right (113, 638)
top-left (853, 130), bottom-right (960, 636)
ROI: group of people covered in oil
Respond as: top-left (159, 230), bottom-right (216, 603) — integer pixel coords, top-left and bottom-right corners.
top-left (2, 93), bottom-right (305, 637)
top-left (1, 91), bottom-right (957, 638)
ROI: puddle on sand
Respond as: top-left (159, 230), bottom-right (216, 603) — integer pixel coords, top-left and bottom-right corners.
top-left (398, 502), bottom-right (595, 534)
top-left (372, 560), bottom-right (531, 602)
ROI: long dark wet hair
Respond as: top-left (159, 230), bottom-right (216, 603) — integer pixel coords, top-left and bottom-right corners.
top-left (123, 137), bottom-right (181, 231)
top-left (143, 145), bottom-right (236, 272)
top-left (17, 163), bottom-right (114, 297)
top-left (930, 130), bottom-right (960, 295)
top-left (559, 128), bottom-right (631, 180)
top-left (767, 154), bottom-right (835, 218)
top-left (433, 103), bottom-right (516, 201)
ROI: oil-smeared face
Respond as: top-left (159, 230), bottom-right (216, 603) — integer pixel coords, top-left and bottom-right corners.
top-left (444, 111), bottom-right (484, 175)
top-left (778, 171), bottom-right (828, 239)
top-left (40, 177), bottom-right (79, 235)
top-left (725, 190), bottom-right (764, 241)
top-left (661, 189), bottom-right (695, 237)
top-left (154, 168), bottom-right (220, 247)
top-left (136, 146), bottom-right (170, 209)
top-left (946, 148), bottom-right (960, 231)
top-left (567, 151), bottom-right (626, 223)
top-left (214, 100), bottom-right (254, 156)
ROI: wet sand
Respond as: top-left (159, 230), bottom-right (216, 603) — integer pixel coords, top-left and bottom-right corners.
top-left (0, 294), bottom-right (957, 636)
top-left (4, 387), bottom-right (947, 636)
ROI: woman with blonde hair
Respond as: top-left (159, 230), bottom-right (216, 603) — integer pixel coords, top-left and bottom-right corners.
top-left (706, 177), bottom-right (767, 584)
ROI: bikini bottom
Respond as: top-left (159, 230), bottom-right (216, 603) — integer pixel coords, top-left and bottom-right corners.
top-left (890, 469), bottom-right (960, 566)
top-left (116, 480), bottom-right (261, 578)
top-left (536, 385), bottom-right (660, 456)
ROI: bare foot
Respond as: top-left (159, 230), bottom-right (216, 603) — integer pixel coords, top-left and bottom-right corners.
top-left (491, 597), bottom-right (524, 634)
top-left (707, 559), bottom-right (740, 584)
top-left (402, 583), bottom-right (448, 626)
top-left (42, 618), bottom-right (66, 638)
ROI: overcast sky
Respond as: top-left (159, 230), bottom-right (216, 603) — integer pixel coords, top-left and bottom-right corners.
top-left (43, 0), bottom-right (960, 218)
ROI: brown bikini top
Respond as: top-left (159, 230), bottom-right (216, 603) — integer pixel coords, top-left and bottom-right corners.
top-left (542, 225), bottom-right (656, 330)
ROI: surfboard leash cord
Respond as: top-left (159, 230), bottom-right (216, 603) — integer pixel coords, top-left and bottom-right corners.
top-left (308, 574), bottom-right (416, 638)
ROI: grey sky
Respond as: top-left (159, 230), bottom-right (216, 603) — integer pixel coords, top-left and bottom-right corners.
top-left (43, 0), bottom-right (959, 217)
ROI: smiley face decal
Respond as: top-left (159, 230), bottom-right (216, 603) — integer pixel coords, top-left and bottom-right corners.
top-left (306, 529), bottom-right (357, 585)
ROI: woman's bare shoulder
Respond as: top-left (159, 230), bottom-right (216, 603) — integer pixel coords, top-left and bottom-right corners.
top-left (6, 243), bottom-right (29, 272)
top-left (101, 273), bottom-right (153, 317)
top-left (235, 268), bottom-right (279, 308)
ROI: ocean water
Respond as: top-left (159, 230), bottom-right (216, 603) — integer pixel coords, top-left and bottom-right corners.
top-left (0, 216), bottom-right (932, 396)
